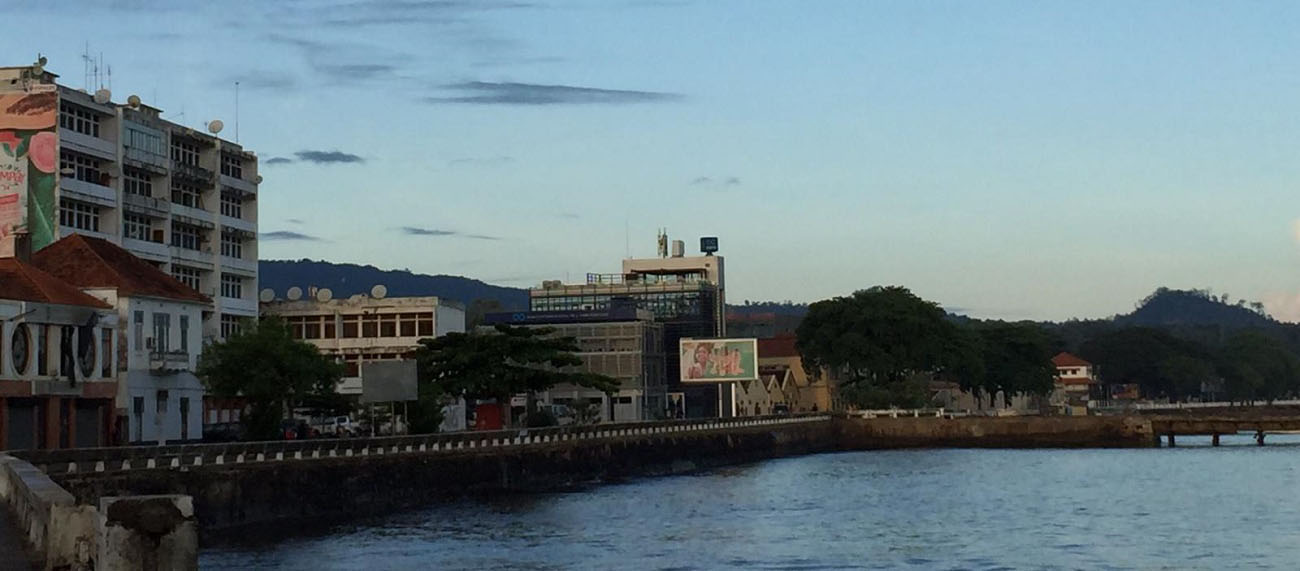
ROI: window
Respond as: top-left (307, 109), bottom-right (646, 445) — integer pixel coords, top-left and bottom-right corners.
top-left (123, 213), bottom-right (152, 241)
top-left (341, 316), bottom-right (359, 339)
top-left (417, 314), bottom-right (434, 336)
top-left (220, 232), bottom-right (243, 259)
top-left (221, 154), bottom-right (243, 179)
top-left (361, 314), bottom-right (378, 338)
top-left (219, 191), bottom-right (242, 219)
top-left (100, 327), bottom-right (113, 377)
top-left (400, 314), bottom-right (417, 337)
top-left (179, 315), bottom-right (189, 354)
top-left (59, 151), bottom-right (103, 184)
top-left (122, 167), bottom-right (153, 197)
top-left (170, 222), bottom-right (202, 250)
top-left (171, 182), bottom-right (202, 208)
top-left (59, 199), bottom-right (100, 232)
top-left (59, 102), bottom-right (100, 137)
top-left (220, 273), bottom-right (243, 299)
top-left (171, 266), bottom-right (201, 291)
top-left (11, 323), bottom-right (30, 375)
top-left (180, 397), bottom-right (190, 441)
top-left (36, 325), bottom-right (47, 375)
top-left (134, 311), bottom-right (144, 351)
top-left (124, 127), bottom-right (164, 157)
top-left (171, 139), bottom-right (199, 166)
top-left (152, 313), bottom-right (170, 353)
top-left (379, 314), bottom-right (397, 337)
top-left (220, 314), bottom-right (243, 339)
top-left (133, 396), bottom-right (144, 442)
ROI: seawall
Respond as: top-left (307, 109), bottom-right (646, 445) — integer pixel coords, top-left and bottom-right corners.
top-left (840, 415), bottom-right (1154, 449)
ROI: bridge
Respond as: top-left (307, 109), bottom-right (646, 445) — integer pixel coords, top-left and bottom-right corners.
top-left (1133, 404), bottom-right (1300, 446)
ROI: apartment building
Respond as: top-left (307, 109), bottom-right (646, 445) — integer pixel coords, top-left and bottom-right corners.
top-left (0, 65), bottom-right (260, 341)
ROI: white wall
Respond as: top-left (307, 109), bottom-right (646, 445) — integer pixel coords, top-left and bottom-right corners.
top-left (435, 305), bottom-right (466, 337)
top-left (115, 296), bottom-right (207, 444)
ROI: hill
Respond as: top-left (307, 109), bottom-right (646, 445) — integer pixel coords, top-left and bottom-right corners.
top-left (258, 259), bottom-right (529, 309)
top-left (1116, 287), bottom-right (1273, 328)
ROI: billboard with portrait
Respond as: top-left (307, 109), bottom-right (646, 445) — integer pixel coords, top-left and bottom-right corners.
top-left (0, 88), bottom-right (59, 257)
top-left (679, 338), bottom-right (758, 383)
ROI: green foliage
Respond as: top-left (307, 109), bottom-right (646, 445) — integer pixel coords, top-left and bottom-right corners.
top-left (415, 324), bottom-right (619, 402)
top-left (198, 317), bottom-right (344, 440)
top-left (1079, 327), bottom-right (1214, 400)
top-left (972, 322), bottom-right (1057, 405)
top-left (1219, 331), bottom-right (1300, 402)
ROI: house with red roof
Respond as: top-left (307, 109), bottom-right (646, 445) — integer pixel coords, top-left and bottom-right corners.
top-left (0, 255), bottom-right (120, 449)
top-left (31, 234), bottom-right (213, 444)
top-left (1051, 352), bottom-right (1097, 415)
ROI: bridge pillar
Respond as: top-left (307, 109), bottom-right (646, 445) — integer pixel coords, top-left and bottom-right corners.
top-left (1256, 431), bottom-right (1265, 446)
top-left (1211, 434), bottom-right (1220, 447)
top-left (1167, 434), bottom-right (1175, 447)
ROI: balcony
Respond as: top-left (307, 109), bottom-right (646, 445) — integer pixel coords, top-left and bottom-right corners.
top-left (60, 129), bottom-right (117, 161)
top-left (122, 237), bottom-right (170, 263)
top-left (220, 255), bottom-right (257, 276)
top-left (219, 214), bottom-right (255, 234)
top-left (122, 193), bottom-right (170, 218)
top-left (220, 296), bottom-right (258, 316)
top-left (171, 203), bottom-right (215, 228)
top-left (123, 146), bottom-right (168, 174)
top-left (219, 174), bottom-right (257, 197)
top-left (60, 177), bottom-right (117, 206)
top-left (169, 245), bottom-right (215, 269)
top-left (172, 161), bottom-right (214, 185)
top-left (149, 350), bottom-right (191, 373)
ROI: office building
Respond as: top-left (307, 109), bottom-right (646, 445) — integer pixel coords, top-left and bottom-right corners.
top-left (0, 64), bottom-right (260, 342)
top-left (483, 301), bottom-right (666, 422)
top-left (262, 292), bottom-right (465, 397)
top-left (528, 233), bottom-right (725, 417)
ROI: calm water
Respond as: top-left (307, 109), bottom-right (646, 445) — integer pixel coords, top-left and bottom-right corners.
top-left (202, 434), bottom-right (1300, 570)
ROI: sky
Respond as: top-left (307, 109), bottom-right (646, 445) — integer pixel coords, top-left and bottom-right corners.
top-left (7, 0), bottom-right (1299, 322)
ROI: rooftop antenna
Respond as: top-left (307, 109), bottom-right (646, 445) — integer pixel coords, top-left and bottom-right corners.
top-left (235, 81), bottom-right (240, 143)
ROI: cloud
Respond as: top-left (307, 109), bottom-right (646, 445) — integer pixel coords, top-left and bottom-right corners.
top-left (1262, 293), bottom-right (1300, 323)
top-left (558, 212), bottom-right (580, 219)
top-left (286, 218), bottom-right (305, 224)
top-left (265, 157), bottom-right (294, 166)
top-left (398, 226), bottom-right (501, 240)
top-left (295, 150), bottom-right (365, 164)
top-left (262, 231), bottom-right (323, 241)
top-left (690, 175), bottom-right (742, 188)
top-left (724, 176), bottom-right (741, 186)
top-left (690, 176), bottom-right (713, 185)
top-left (427, 81), bottom-right (682, 105)
top-left (448, 155), bottom-right (515, 167)
top-left (220, 70), bottom-right (299, 93)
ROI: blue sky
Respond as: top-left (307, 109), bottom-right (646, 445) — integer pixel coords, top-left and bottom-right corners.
top-left (9, 1), bottom-right (1299, 321)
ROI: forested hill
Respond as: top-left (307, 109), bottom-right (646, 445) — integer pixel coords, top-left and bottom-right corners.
top-left (1115, 288), bottom-right (1274, 328)
top-left (259, 260), bottom-right (529, 309)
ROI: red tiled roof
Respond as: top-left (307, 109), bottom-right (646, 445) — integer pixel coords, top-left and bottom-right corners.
top-left (758, 335), bottom-right (799, 358)
top-left (31, 235), bottom-right (211, 304)
top-left (1052, 352), bottom-right (1092, 368)
top-left (0, 258), bottom-right (112, 308)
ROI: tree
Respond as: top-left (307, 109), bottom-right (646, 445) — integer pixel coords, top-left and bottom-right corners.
top-left (466, 298), bottom-right (505, 328)
top-left (1220, 331), bottom-right (1300, 402)
top-left (973, 322), bottom-right (1057, 406)
top-left (198, 317), bottom-right (344, 440)
top-left (796, 286), bottom-right (969, 408)
top-left (1079, 327), bottom-right (1215, 401)
top-left (415, 324), bottom-right (619, 425)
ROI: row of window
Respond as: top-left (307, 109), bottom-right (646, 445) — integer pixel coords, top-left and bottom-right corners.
top-left (220, 314), bottom-right (246, 339)
top-left (123, 166), bottom-right (153, 197)
top-left (171, 182), bottom-right (202, 208)
top-left (221, 154), bottom-right (243, 179)
top-left (220, 233), bottom-right (244, 258)
top-left (59, 199), bottom-right (100, 232)
top-left (172, 266), bottom-right (201, 291)
top-left (282, 313), bottom-right (436, 340)
top-left (5, 322), bottom-right (113, 379)
top-left (171, 140), bottom-right (199, 167)
top-left (132, 310), bottom-right (190, 354)
top-left (220, 192), bottom-right (243, 218)
top-left (60, 150), bottom-right (104, 185)
top-left (124, 127), bottom-right (165, 158)
top-left (221, 274), bottom-right (244, 299)
top-left (171, 222), bottom-right (203, 250)
top-left (60, 103), bottom-right (100, 138)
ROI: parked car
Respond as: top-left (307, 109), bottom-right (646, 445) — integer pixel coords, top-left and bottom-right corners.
top-left (313, 416), bottom-right (356, 437)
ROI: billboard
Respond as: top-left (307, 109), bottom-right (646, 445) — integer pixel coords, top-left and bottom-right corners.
top-left (0, 90), bottom-right (58, 257)
top-left (360, 360), bottom-right (419, 403)
top-left (679, 338), bottom-right (758, 383)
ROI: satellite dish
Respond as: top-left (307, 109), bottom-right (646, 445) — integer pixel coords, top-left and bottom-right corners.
top-left (286, 286), bottom-right (303, 301)
top-left (127, 95), bottom-right (141, 108)
top-left (93, 89), bottom-right (111, 105)
top-left (258, 288), bottom-right (275, 303)
top-left (254, 175), bottom-right (263, 184)
top-left (316, 288), bottom-right (333, 302)
top-left (38, 56), bottom-right (47, 66)
top-left (207, 119), bottom-right (224, 134)
top-left (370, 284), bottom-right (387, 299)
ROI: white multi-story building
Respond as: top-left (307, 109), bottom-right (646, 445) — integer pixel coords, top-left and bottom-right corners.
top-left (0, 65), bottom-right (260, 341)
top-left (32, 234), bottom-right (210, 444)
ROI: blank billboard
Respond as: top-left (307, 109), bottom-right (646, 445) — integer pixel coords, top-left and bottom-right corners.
top-left (360, 360), bottom-right (418, 403)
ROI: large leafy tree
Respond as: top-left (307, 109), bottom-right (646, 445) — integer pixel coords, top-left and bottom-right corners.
top-left (796, 286), bottom-right (970, 408)
top-left (1079, 327), bottom-right (1216, 400)
top-left (198, 317), bottom-right (344, 440)
top-left (972, 322), bottom-right (1057, 406)
top-left (1220, 331), bottom-right (1300, 402)
top-left (415, 324), bottom-right (619, 425)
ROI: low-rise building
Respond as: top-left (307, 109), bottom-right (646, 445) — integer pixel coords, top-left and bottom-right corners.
top-left (1052, 352), bottom-right (1097, 415)
top-left (32, 234), bottom-right (210, 443)
top-left (757, 335), bottom-right (837, 412)
top-left (262, 293), bottom-right (465, 398)
top-left (0, 254), bottom-right (120, 449)
top-left (483, 302), bottom-right (666, 423)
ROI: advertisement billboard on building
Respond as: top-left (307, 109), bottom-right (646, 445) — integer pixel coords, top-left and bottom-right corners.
top-left (0, 89), bottom-right (58, 257)
top-left (679, 338), bottom-right (758, 383)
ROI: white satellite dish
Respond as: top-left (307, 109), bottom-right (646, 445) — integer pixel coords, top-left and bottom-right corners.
top-left (286, 286), bottom-right (303, 301)
top-left (258, 288), bottom-right (275, 303)
top-left (127, 94), bottom-right (141, 108)
top-left (207, 119), bottom-right (224, 134)
top-left (254, 175), bottom-right (263, 184)
top-left (370, 284), bottom-right (387, 299)
top-left (316, 288), bottom-right (333, 302)
top-left (93, 89), bottom-right (111, 105)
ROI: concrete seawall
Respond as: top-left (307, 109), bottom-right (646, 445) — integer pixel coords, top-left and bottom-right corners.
top-left (840, 415), bottom-right (1155, 449)
top-left (53, 418), bottom-right (838, 530)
